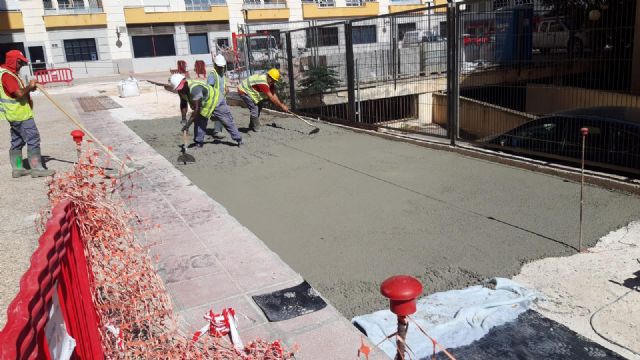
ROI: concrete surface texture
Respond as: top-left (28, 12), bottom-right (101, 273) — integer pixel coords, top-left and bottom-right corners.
top-left (127, 106), bottom-right (640, 320)
top-left (65, 83), bottom-right (388, 359)
top-left (515, 221), bottom-right (640, 359)
top-left (0, 91), bottom-right (77, 328)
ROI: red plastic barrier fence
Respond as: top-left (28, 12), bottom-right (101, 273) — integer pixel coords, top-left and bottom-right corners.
top-left (0, 200), bottom-right (104, 359)
top-left (35, 68), bottom-right (74, 85)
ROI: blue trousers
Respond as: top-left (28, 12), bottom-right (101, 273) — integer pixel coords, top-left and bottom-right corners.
top-left (9, 118), bottom-right (41, 151)
top-left (193, 103), bottom-right (243, 144)
top-left (212, 102), bottom-right (242, 142)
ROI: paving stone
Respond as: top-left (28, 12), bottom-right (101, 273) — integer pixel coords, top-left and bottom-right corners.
top-left (167, 272), bottom-right (241, 311)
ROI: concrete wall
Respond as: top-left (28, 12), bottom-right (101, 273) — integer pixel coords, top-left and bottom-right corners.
top-left (433, 92), bottom-right (536, 139)
top-left (525, 84), bottom-right (640, 115)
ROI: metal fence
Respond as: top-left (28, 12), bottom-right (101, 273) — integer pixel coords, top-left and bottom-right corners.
top-left (236, 0), bottom-right (639, 175)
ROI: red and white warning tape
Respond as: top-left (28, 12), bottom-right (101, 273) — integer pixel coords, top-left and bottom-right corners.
top-left (192, 307), bottom-right (243, 350)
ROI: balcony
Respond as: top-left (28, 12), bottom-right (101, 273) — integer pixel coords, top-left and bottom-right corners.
top-left (0, 11), bottom-right (24, 31)
top-left (242, 0), bottom-right (289, 21)
top-left (302, 0), bottom-right (378, 19)
top-left (42, 0), bottom-right (104, 15)
top-left (388, 0), bottom-right (424, 13)
top-left (184, 0), bottom-right (226, 11)
top-left (242, 0), bottom-right (286, 9)
top-left (124, 3), bottom-right (229, 24)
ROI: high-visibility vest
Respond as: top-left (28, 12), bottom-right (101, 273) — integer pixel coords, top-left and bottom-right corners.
top-left (180, 80), bottom-right (218, 118)
top-left (0, 69), bottom-right (33, 122)
top-left (238, 74), bottom-right (269, 104)
top-left (209, 70), bottom-right (226, 105)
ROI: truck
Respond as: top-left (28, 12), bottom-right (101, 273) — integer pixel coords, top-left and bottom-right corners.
top-left (532, 19), bottom-right (589, 54)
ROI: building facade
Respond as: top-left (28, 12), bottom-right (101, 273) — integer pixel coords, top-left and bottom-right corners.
top-left (0, 0), bottom-right (446, 76)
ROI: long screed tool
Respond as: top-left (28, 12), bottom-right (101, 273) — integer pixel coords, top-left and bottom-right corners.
top-left (292, 113), bottom-right (320, 135)
top-left (36, 84), bottom-right (143, 176)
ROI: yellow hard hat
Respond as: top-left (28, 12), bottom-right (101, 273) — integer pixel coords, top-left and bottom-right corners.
top-left (267, 68), bottom-right (280, 82)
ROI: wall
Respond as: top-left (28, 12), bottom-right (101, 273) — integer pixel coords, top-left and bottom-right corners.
top-left (525, 84), bottom-right (640, 115)
top-left (433, 92), bottom-right (536, 139)
top-left (131, 53), bottom-right (213, 73)
top-left (45, 27), bottom-right (118, 76)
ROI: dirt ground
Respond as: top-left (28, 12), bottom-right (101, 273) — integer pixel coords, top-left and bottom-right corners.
top-left (126, 105), bottom-right (640, 320)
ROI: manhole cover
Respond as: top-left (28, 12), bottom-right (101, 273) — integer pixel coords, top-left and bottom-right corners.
top-left (77, 96), bottom-right (122, 112)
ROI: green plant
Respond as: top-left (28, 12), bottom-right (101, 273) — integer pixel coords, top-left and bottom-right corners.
top-left (299, 65), bottom-right (340, 96)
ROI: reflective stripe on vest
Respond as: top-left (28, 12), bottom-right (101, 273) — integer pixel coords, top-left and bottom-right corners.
top-left (238, 74), bottom-right (269, 104)
top-left (0, 69), bottom-right (33, 122)
top-left (186, 80), bottom-right (218, 119)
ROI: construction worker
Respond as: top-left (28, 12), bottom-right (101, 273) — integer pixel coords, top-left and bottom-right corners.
top-left (237, 68), bottom-right (289, 132)
top-left (169, 74), bottom-right (242, 148)
top-left (207, 54), bottom-right (243, 145)
top-left (1, 50), bottom-right (54, 178)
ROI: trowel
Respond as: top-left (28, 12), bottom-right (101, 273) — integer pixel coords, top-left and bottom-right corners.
top-left (177, 130), bottom-right (195, 165)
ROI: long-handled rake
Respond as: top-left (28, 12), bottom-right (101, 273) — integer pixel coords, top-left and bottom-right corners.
top-left (291, 113), bottom-right (320, 135)
top-left (36, 84), bottom-right (143, 177)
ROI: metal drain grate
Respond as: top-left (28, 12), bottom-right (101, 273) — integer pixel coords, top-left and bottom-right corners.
top-left (77, 96), bottom-right (122, 112)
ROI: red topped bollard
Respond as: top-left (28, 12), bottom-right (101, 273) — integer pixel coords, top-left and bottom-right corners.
top-left (70, 129), bottom-right (85, 161)
top-left (381, 275), bottom-right (423, 360)
top-left (70, 129), bottom-right (85, 145)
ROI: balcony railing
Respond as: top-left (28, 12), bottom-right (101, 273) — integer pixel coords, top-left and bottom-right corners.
top-left (242, 0), bottom-right (287, 9)
top-left (184, 0), bottom-right (226, 10)
top-left (43, 0), bottom-right (103, 14)
top-left (389, 0), bottom-right (422, 4)
top-left (301, 0), bottom-right (336, 7)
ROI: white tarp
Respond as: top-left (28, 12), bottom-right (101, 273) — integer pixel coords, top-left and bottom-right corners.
top-left (352, 278), bottom-right (538, 359)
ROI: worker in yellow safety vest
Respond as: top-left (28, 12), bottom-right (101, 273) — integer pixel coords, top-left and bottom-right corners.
top-left (237, 68), bottom-right (289, 132)
top-left (169, 73), bottom-right (224, 148)
top-left (205, 54), bottom-right (242, 145)
top-left (1, 50), bottom-right (55, 178)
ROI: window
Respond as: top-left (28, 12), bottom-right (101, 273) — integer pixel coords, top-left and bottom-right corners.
top-left (132, 35), bottom-right (176, 58)
top-left (548, 22), bottom-right (565, 32)
top-left (398, 22), bottom-right (416, 41)
top-left (305, 27), bottom-right (339, 47)
top-left (189, 33), bottom-right (209, 54)
top-left (64, 39), bottom-right (98, 62)
top-left (353, 25), bottom-right (376, 44)
top-left (217, 38), bottom-right (230, 49)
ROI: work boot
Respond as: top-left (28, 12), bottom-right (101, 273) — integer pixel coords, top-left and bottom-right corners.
top-left (27, 149), bottom-right (55, 178)
top-left (249, 117), bottom-right (261, 132)
top-left (9, 150), bottom-right (29, 178)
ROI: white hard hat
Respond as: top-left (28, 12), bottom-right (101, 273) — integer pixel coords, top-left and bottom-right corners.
top-left (214, 54), bottom-right (227, 67)
top-left (169, 73), bottom-right (186, 91)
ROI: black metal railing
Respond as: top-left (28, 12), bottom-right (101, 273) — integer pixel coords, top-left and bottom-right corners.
top-left (236, 0), bottom-right (640, 174)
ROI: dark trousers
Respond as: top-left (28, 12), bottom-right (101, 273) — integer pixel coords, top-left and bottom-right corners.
top-left (9, 118), bottom-right (41, 151)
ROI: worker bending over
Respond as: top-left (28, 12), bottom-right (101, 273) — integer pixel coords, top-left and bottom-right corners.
top-left (169, 73), bottom-right (242, 148)
top-left (1, 50), bottom-right (54, 178)
top-left (206, 55), bottom-right (242, 145)
top-left (237, 68), bottom-right (289, 132)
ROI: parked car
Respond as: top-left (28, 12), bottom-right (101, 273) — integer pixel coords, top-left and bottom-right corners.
top-left (247, 35), bottom-right (280, 62)
top-left (477, 107), bottom-right (640, 175)
top-left (532, 19), bottom-right (589, 54)
top-left (402, 30), bottom-right (442, 48)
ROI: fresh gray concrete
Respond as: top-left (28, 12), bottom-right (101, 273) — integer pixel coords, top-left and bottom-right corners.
top-left (128, 107), bottom-right (640, 319)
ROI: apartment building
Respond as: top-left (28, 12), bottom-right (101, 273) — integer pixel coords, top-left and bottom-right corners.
top-left (0, 0), bottom-right (447, 76)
